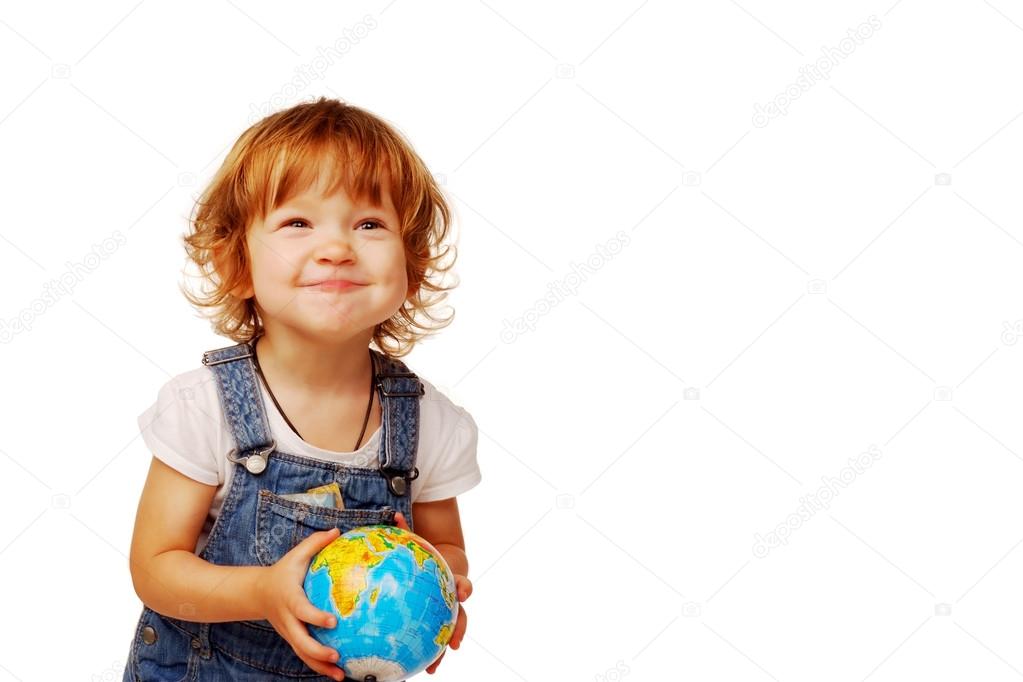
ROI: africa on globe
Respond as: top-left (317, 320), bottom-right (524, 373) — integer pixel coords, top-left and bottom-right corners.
top-left (304, 524), bottom-right (459, 681)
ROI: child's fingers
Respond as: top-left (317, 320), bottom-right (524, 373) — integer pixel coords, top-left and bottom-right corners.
top-left (425, 650), bottom-right (445, 674)
top-left (296, 597), bottom-right (337, 629)
top-left (290, 527), bottom-right (341, 563)
top-left (455, 575), bottom-right (473, 601)
top-left (298, 653), bottom-right (345, 681)
top-left (393, 511), bottom-right (410, 531)
top-left (450, 604), bottom-right (467, 649)
top-left (286, 613), bottom-right (341, 665)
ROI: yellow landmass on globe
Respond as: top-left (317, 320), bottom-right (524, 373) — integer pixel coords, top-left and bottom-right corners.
top-left (310, 527), bottom-right (459, 618)
top-left (364, 527), bottom-right (399, 553)
top-left (435, 559), bottom-right (456, 610)
top-left (310, 534), bottom-right (386, 617)
top-left (435, 623), bottom-right (453, 647)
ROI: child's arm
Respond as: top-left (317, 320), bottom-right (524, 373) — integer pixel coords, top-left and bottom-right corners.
top-left (129, 456), bottom-right (266, 622)
top-left (411, 497), bottom-right (470, 579)
top-left (396, 497), bottom-right (473, 674)
top-left (129, 456), bottom-right (346, 680)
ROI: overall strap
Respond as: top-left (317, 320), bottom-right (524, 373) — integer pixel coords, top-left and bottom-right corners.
top-left (372, 348), bottom-right (424, 496)
top-left (200, 340), bottom-right (424, 495)
top-left (201, 340), bottom-right (275, 467)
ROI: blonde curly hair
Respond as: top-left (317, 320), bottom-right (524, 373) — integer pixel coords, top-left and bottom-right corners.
top-left (180, 97), bottom-right (457, 358)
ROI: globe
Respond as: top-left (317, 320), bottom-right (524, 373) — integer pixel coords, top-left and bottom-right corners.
top-left (304, 524), bottom-right (459, 681)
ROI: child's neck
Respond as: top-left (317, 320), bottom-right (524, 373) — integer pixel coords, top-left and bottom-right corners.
top-left (253, 327), bottom-right (375, 397)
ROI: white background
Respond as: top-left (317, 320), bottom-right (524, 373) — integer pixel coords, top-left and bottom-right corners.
top-left (2, 1), bottom-right (1023, 680)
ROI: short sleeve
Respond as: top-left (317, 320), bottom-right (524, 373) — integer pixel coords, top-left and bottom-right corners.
top-left (137, 373), bottom-right (221, 486)
top-left (414, 408), bottom-right (482, 503)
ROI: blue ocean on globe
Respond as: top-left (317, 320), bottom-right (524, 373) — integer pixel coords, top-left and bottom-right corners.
top-left (304, 524), bottom-right (458, 682)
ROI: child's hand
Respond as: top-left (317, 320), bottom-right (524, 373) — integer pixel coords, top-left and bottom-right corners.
top-left (392, 512), bottom-right (471, 675)
top-left (425, 573), bottom-right (470, 674)
top-left (256, 527), bottom-right (346, 681)
top-left (393, 511), bottom-right (411, 531)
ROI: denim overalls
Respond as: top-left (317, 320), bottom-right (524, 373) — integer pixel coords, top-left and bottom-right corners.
top-left (122, 339), bottom-right (424, 681)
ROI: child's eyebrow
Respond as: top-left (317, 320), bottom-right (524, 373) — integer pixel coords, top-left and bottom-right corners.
top-left (267, 196), bottom-right (392, 220)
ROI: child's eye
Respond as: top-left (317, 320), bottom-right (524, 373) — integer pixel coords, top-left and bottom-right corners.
top-left (281, 219), bottom-right (384, 230)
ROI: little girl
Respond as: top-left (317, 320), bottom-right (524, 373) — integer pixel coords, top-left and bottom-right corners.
top-left (121, 97), bottom-right (480, 681)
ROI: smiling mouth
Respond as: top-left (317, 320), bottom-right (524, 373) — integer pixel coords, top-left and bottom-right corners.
top-left (304, 280), bottom-right (365, 291)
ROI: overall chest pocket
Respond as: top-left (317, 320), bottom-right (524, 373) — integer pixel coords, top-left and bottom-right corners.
top-left (254, 489), bottom-right (396, 567)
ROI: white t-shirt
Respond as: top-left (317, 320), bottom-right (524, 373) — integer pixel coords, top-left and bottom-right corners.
top-left (137, 365), bottom-right (481, 554)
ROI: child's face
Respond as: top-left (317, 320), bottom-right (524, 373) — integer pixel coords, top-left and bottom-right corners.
top-left (238, 180), bottom-right (410, 341)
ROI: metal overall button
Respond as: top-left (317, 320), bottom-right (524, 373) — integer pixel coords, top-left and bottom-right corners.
top-left (389, 475), bottom-right (407, 496)
top-left (141, 625), bottom-right (157, 645)
top-left (385, 467), bottom-right (419, 496)
top-left (226, 440), bottom-right (276, 476)
top-left (245, 453), bottom-right (267, 474)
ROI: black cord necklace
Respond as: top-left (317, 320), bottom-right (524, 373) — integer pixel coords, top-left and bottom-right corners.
top-left (252, 340), bottom-right (376, 452)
